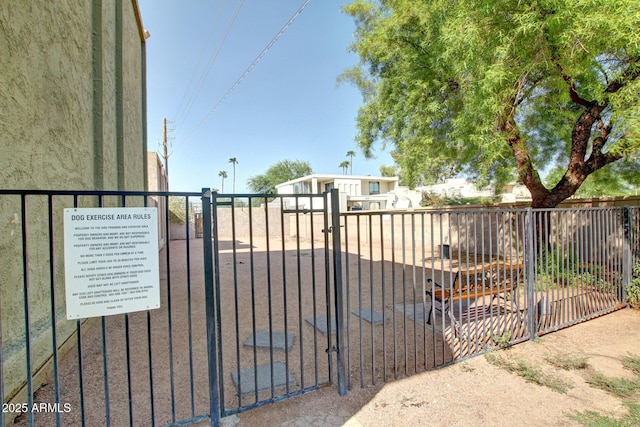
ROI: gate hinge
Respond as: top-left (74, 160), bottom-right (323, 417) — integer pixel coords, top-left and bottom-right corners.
top-left (325, 346), bottom-right (338, 354)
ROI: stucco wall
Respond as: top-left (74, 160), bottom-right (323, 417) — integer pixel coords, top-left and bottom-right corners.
top-left (0, 0), bottom-right (147, 409)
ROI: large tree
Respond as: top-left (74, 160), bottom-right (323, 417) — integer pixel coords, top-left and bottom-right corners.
top-left (247, 160), bottom-right (313, 194)
top-left (342, 0), bottom-right (640, 208)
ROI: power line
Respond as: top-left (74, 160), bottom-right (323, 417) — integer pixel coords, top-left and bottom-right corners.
top-left (175, 0), bottom-right (246, 130)
top-left (172, 0), bottom-right (227, 126)
top-left (178, 0), bottom-right (312, 148)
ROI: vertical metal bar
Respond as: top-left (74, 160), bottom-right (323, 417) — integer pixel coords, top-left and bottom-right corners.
top-left (401, 214), bottom-right (407, 376)
top-left (420, 212), bottom-right (427, 369)
top-left (525, 208), bottom-right (537, 339)
top-left (201, 189), bottom-right (221, 426)
top-left (391, 214), bottom-right (398, 379)
top-left (247, 198), bottom-right (259, 403)
top-left (587, 209), bottom-right (596, 316)
top-left (427, 212), bottom-right (436, 365)
top-left (411, 214), bottom-right (417, 373)
top-left (47, 195), bottom-right (61, 427)
top-left (164, 195), bottom-right (176, 423)
top-left (295, 197), bottom-right (308, 388)
top-left (576, 209), bottom-right (584, 319)
top-left (308, 196), bottom-right (318, 388)
top-left (567, 209), bottom-right (575, 320)
top-left (323, 194), bottom-right (334, 384)
top-left (622, 207), bottom-right (631, 302)
top-left (379, 213), bottom-right (387, 381)
top-left (74, 194), bottom-right (86, 427)
top-left (143, 195), bottom-right (156, 427)
top-left (343, 212), bottom-right (352, 390)
top-left (263, 198), bottom-right (275, 398)
top-left (356, 215), bottom-right (364, 388)
top-left (279, 197), bottom-right (291, 394)
top-left (95, 195), bottom-right (111, 426)
top-left (230, 199), bottom-right (242, 406)
top-left (121, 195), bottom-right (134, 427)
top-left (19, 195), bottom-right (34, 426)
top-left (185, 197), bottom-right (196, 418)
top-left (368, 213), bottom-right (375, 384)
top-left (330, 189), bottom-right (347, 396)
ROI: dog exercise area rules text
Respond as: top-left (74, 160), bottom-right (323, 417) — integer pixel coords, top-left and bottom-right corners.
top-left (64, 207), bottom-right (160, 319)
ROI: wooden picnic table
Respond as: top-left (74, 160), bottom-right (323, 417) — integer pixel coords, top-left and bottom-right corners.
top-left (424, 260), bottom-right (523, 335)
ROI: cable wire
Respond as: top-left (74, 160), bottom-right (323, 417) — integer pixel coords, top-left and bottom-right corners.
top-left (178, 0), bottom-right (312, 148)
top-left (172, 0), bottom-right (227, 126)
top-left (175, 0), bottom-right (246, 130)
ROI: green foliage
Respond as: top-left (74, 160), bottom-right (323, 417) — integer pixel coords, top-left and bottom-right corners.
top-left (622, 354), bottom-right (640, 377)
top-left (573, 354), bottom-right (640, 426)
top-left (492, 331), bottom-right (511, 348)
top-left (485, 353), bottom-right (570, 393)
top-left (627, 263), bottom-right (640, 308)
top-left (571, 402), bottom-right (640, 427)
top-left (545, 354), bottom-right (590, 371)
top-left (533, 245), bottom-right (616, 291)
top-left (379, 164), bottom-right (397, 177)
top-left (341, 0), bottom-right (640, 205)
top-left (168, 197), bottom-right (186, 224)
top-left (585, 373), bottom-right (640, 399)
top-left (246, 160), bottom-right (313, 194)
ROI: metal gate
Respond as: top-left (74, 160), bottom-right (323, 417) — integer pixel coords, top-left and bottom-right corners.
top-left (201, 189), bottom-right (346, 419)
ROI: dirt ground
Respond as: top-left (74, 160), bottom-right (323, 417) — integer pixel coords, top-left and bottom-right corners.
top-left (235, 307), bottom-right (640, 427)
top-left (11, 236), bottom-right (640, 427)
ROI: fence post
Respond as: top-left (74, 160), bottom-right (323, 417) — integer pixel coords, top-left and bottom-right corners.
top-left (201, 188), bottom-right (221, 426)
top-left (622, 206), bottom-right (631, 302)
top-left (524, 208), bottom-right (537, 340)
top-left (330, 189), bottom-right (347, 396)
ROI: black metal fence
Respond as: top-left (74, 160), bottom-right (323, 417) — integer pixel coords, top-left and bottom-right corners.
top-left (339, 206), bottom-right (637, 389)
top-left (1, 188), bottom-right (637, 426)
top-left (0, 189), bottom-right (206, 427)
top-left (201, 190), bottom-right (346, 417)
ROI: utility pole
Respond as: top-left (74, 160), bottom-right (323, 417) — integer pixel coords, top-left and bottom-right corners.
top-left (162, 117), bottom-right (169, 189)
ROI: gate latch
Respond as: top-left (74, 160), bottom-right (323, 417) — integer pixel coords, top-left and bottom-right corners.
top-left (322, 225), bottom-right (344, 234)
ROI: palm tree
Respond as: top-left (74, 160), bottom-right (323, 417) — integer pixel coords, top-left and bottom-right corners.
top-left (228, 157), bottom-right (238, 193)
top-left (346, 150), bottom-right (356, 175)
top-left (218, 170), bottom-right (228, 193)
top-left (339, 160), bottom-right (350, 175)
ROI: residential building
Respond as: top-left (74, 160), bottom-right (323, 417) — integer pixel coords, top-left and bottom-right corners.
top-left (276, 174), bottom-right (422, 211)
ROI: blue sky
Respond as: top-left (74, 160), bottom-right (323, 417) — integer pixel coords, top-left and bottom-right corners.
top-left (138, 0), bottom-right (394, 193)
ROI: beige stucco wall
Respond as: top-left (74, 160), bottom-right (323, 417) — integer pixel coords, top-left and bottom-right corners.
top-left (0, 0), bottom-right (147, 410)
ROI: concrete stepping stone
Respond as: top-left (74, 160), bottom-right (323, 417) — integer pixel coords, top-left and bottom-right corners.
top-left (305, 316), bottom-right (346, 336)
top-left (243, 331), bottom-right (295, 351)
top-left (231, 362), bottom-right (296, 395)
top-left (352, 309), bottom-right (388, 324)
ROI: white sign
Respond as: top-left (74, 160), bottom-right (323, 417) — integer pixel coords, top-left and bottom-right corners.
top-left (64, 207), bottom-right (160, 319)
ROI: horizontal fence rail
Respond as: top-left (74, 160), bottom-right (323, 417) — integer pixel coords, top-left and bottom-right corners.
top-left (1, 187), bottom-right (637, 426)
top-left (0, 189), bottom-right (208, 427)
top-left (203, 192), bottom-right (340, 417)
top-left (339, 206), bottom-right (635, 388)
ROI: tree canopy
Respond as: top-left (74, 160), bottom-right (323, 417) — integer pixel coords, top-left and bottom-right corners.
top-left (341, 0), bottom-right (640, 207)
top-left (246, 160), bottom-right (313, 194)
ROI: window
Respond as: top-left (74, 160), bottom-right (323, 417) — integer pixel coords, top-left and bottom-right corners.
top-left (293, 182), bottom-right (311, 194)
top-left (324, 182), bottom-right (334, 192)
top-left (369, 181), bottom-right (380, 195)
